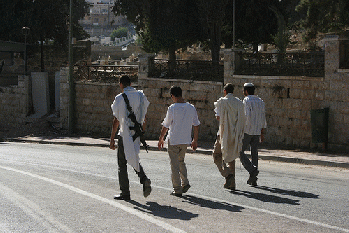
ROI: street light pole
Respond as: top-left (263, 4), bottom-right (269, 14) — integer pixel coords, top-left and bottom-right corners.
top-left (22, 27), bottom-right (30, 75)
top-left (232, 0), bottom-right (236, 74)
top-left (68, 0), bottom-right (75, 134)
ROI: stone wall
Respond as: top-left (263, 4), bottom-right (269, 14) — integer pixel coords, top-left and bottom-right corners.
top-left (225, 35), bottom-right (349, 151)
top-left (60, 67), bottom-right (119, 136)
top-left (59, 35), bottom-right (348, 151)
top-left (139, 78), bottom-right (222, 140)
top-left (60, 67), bottom-right (223, 139)
top-left (0, 76), bottom-right (29, 127)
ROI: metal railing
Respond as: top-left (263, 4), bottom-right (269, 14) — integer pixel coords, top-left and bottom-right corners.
top-left (73, 64), bottom-right (138, 82)
top-left (236, 52), bottom-right (325, 77)
top-left (149, 59), bottom-right (224, 81)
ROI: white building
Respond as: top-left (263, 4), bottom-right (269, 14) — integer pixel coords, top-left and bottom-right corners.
top-left (79, 0), bottom-right (129, 37)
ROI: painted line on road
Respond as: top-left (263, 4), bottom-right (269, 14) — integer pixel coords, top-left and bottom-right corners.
top-left (0, 181), bottom-right (74, 233)
top-left (0, 165), bottom-right (186, 233)
top-left (2, 162), bottom-right (348, 233)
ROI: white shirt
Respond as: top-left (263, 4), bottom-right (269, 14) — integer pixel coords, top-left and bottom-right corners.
top-left (243, 95), bottom-right (267, 135)
top-left (162, 102), bottom-right (200, 145)
top-left (111, 86), bottom-right (150, 171)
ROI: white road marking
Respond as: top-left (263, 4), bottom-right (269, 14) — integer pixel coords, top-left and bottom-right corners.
top-left (0, 165), bottom-right (186, 233)
top-left (1, 162), bottom-right (348, 233)
top-left (0, 181), bottom-right (74, 233)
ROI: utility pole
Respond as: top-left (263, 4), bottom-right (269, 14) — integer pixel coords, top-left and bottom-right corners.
top-left (68, 0), bottom-right (75, 134)
top-left (232, 0), bottom-right (236, 74)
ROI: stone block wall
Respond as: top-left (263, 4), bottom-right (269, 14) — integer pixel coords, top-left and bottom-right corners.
top-left (225, 35), bottom-right (349, 151)
top-left (0, 76), bottom-right (29, 126)
top-left (60, 70), bottom-right (223, 140)
top-left (139, 78), bottom-right (222, 140)
top-left (60, 67), bottom-right (119, 136)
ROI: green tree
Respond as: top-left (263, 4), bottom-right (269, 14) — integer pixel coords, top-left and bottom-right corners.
top-left (196, 0), bottom-right (229, 65)
top-left (110, 27), bottom-right (128, 41)
top-left (296, 0), bottom-right (349, 41)
top-left (112, 0), bottom-right (204, 66)
top-left (0, 0), bottom-right (88, 46)
top-left (0, 0), bottom-right (89, 70)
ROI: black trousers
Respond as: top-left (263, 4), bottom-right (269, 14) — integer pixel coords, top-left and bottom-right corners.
top-left (117, 138), bottom-right (148, 195)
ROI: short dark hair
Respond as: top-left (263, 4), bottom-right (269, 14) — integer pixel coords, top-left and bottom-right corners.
top-left (244, 86), bottom-right (255, 95)
top-left (224, 83), bottom-right (234, 94)
top-left (119, 75), bottom-right (131, 87)
top-left (170, 86), bottom-right (182, 97)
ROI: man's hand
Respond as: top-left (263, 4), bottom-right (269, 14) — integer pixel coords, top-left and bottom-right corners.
top-left (158, 126), bottom-right (168, 150)
top-left (260, 128), bottom-right (265, 142)
top-left (158, 138), bottom-right (164, 150)
top-left (110, 138), bottom-right (117, 150)
top-left (191, 140), bottom-right (198, 151)
top-left (110, 117), bottom-right (119, 150)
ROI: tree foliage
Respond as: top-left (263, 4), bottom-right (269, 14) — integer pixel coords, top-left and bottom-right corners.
top-left (0, 0), bottom-right (89, 46)
top-left (110, 27), bottom-right (128, 40)
top-left (222, 0), bottom-right (279, 51)
top-left (296, 0), bottom-right (349, 41)
top-left (113, 0), bottom-right (204, 62)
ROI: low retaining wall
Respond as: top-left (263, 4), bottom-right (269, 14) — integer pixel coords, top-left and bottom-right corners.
top-left (0, 76), bottom-right (29, 127)
top-left (60, 68), bottom-right (222, 140)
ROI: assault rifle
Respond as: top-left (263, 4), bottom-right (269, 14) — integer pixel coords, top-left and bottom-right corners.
top-left (122, 93), bottom-right (149, 152)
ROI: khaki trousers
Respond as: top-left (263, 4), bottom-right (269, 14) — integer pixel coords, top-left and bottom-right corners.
top-left (212, 136), bottom-right (235, 178)
top-left (168, 143), bottom-right (189, 194)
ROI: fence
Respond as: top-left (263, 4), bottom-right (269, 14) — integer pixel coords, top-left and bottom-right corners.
top-left (148, 59), bottom-right (224, 81)
top-left (73, 64), bottom-right (138, 83)
top-left (236, 52), bottom-right (325, 77)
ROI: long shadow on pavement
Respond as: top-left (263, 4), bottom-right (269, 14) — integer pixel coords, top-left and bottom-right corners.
top-left (255, 186), bottom-right (319, 199)
top-left (129, 200), bottom-right (199, 220)
top-left (231, 189), bottom-right (300, 205)
top-left (181, 195), bottom-right (244, 212)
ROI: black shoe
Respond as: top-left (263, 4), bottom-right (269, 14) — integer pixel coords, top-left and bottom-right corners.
top-left (143, 179), bottom-right (152, 198)
top-left (182, 184), bottom-right (191, 193)
top-left (170, 191), bottom-right (182, 197)
top-left (247, 169), bottom-right (259, 186)
top-left (114, 194), bottom-right (131, 201)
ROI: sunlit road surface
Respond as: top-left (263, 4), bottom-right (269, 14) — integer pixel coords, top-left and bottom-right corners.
top-left (0, 142), bottom-right (348, 232)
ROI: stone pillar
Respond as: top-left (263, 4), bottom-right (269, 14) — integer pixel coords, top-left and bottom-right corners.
top-left (223, 49), bottom-right (242, 84)
top-left (138, 53), bottom-right (155, 80)
top-left (324, 35), bottom-right (340, 76)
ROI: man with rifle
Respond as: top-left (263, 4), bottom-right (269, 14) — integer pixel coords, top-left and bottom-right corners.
top-left (110, 75), bottom-right (151, 201)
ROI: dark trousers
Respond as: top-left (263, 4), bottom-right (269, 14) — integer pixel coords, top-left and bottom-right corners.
top-left (117, 138), bottom-right (147, 195)
top-left (239, 133), bottom-right (260, 174)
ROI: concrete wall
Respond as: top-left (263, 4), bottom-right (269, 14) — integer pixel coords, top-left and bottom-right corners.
top-left (60, 67), bottom-right (118, 135)
top-left (0, 76), bottom-right (29, 127)
top-left (60, 66), bottom-right (222, 139)
top-left (224, 35), bottom-right (349, 151)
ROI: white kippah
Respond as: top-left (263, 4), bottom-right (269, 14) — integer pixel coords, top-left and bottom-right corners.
top-left (244, 83), bottom-right (254, 87)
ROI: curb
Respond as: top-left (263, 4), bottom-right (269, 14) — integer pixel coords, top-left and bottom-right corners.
top-left (5, 138), bottom-right (349, 169)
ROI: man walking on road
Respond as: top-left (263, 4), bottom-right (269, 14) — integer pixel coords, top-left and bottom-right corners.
top-left (240, 83), bottom-right (267, 187)
top-left (213, 83), bottom-right (246, 190)
top-left (110, 75), bottom-right (152, 201)
top-left (158, 86), bottom-right (200, 197)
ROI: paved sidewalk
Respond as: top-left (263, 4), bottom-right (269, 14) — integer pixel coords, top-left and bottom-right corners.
top-left (7, 136), bottom-right (349, 169)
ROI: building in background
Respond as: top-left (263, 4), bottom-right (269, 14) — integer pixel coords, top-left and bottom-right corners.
top-left (79, 0), bottom-right (129, 38)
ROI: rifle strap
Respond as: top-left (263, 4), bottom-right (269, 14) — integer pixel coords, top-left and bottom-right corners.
top-left (122, 93), bottom-right (140, 140)
top-left (122, 93), bottom-right (134, 115)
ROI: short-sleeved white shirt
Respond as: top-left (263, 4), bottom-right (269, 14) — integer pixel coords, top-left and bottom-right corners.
top-left (243, 95), bottom-right (267, 135)
top-left (162, 102), bottom-right (200, 145)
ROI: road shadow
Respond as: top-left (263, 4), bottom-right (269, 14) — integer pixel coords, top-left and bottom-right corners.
top-left (255, 186), bottom-right (319, 199)
top-left (181, 195), bottom-right (244, 212)
top-left (128, 200), bottom-right (198, 220)
top-left (231, 189), bottom-right (300, 205)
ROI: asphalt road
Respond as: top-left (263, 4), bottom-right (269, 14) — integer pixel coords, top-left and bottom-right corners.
top-left (0, 142), bottom-right (348, 233)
